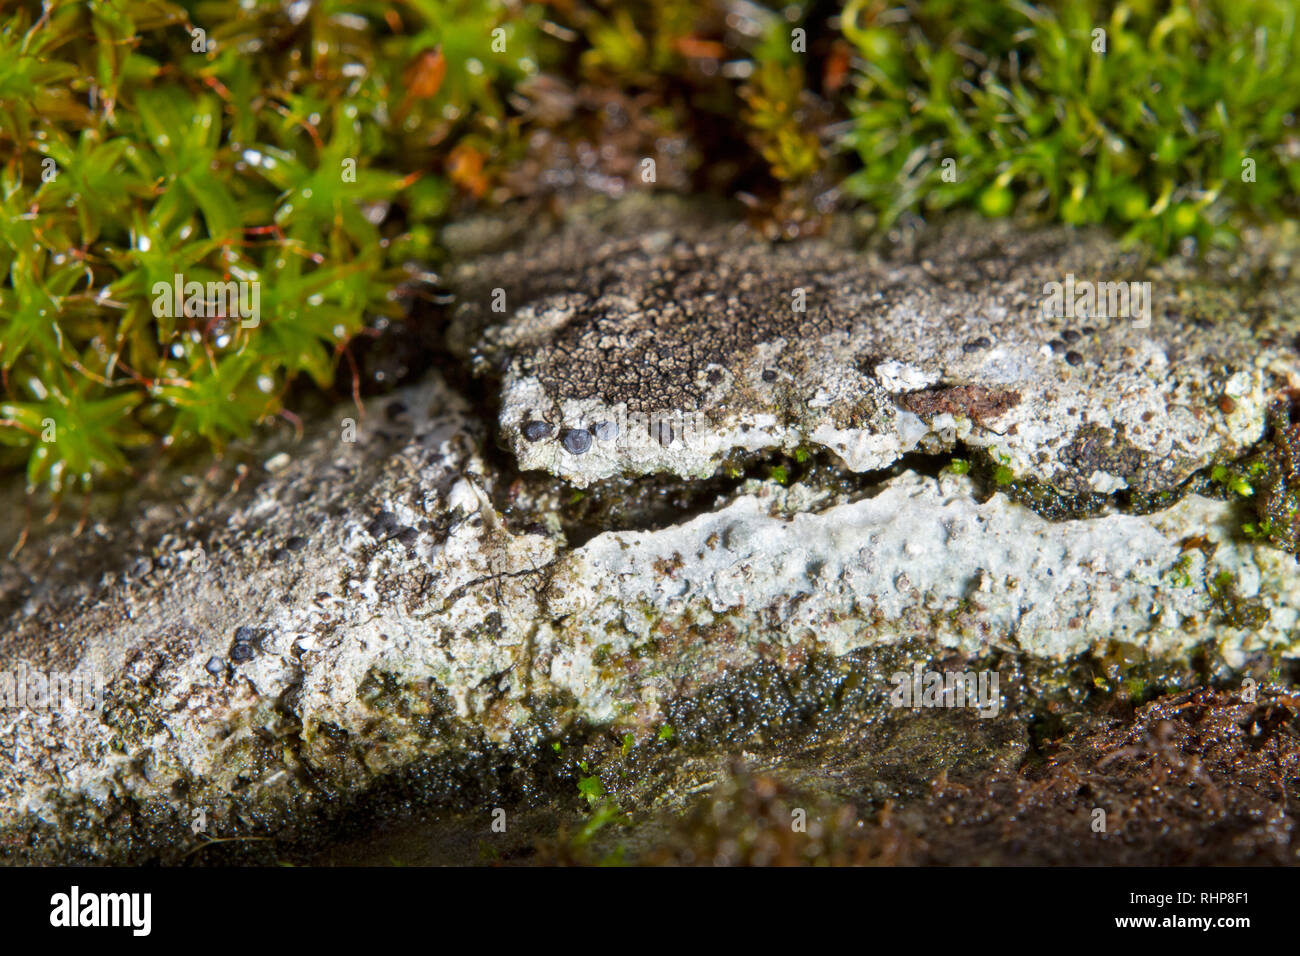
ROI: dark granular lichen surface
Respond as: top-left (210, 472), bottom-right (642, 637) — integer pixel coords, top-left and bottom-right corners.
top-left (451, 196), bottom-right (1300, 496)
top-left (513, 245), bottom-right (846, 410)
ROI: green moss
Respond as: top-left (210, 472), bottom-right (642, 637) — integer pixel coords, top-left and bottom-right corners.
top-left (1211, 464), bottom-right (1253, 498)
top-left (1165, 552), bottom-right (1195, 589)
top-left (570, 798), bottom-right (627, 850)
top-left (740, 55), bottom-right (821, 183)
top-left (841, 0), bottom-right (1300, 255)
top-left (0, 0), bottom-right (544, 495)
top-left (1204, 396), bottom-right (1300, 553)
top-left (576, 773), bottom-right (605, 806)
top-left (1207, 568), bottom-right (1269, 629)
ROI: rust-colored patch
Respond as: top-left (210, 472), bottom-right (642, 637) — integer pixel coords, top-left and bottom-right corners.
top-left (898, 385), bottom-right (1021, 425)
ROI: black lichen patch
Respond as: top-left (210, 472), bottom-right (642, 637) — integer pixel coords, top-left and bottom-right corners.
top-left (1055, 422), bottom-right (1153, 491)
top-left (456, 204), bottom-right (854, 414)
top-left (560, 428), bottom-right (592, 455)
top-left (522, 420), bottom-right (554, 442)
top-left (514, 260), bottom-right (844, 410)
top-left (366, 511), bottom-right (401, 539)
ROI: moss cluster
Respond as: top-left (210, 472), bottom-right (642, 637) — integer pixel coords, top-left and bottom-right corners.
top-left (842, 0), bottom-right (1300, 252)
top-left (0, 0), bottom-right (550, 495)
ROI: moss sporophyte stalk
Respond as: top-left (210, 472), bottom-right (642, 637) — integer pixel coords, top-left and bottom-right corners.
top-left (2, 0), bottom-right (1298, 501)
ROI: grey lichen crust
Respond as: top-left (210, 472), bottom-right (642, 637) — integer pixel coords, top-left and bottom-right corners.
top-left (552, 471), bottom-right (1300, 700)
top-left (451, 198), bottom-right (1300, 493)
top-left (2, 370), bottom-right (1298, 860)
top-left (0, 374), bottom-right (557, 852)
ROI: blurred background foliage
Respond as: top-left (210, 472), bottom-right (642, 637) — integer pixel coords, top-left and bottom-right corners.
top-left (0, 0), bottom-right (1296, 499)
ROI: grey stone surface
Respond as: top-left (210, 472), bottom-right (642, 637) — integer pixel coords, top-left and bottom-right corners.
top-left (0, 373), bottom-right (554, 852)
top-left (450, 198), bottom-right (1300, 494)
top-left (3, 371), bottom-right (1296, 854)
top-left (3, 199), bottom-right (1298, 861)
